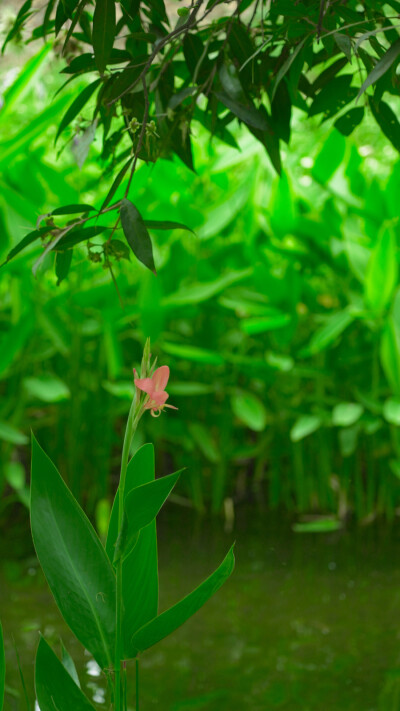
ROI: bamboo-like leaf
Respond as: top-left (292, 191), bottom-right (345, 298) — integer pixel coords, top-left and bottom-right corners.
top-left (144, 220), bottom-right (195, 233)
top-left (31, 436), bottom-right (116, 670)
top-left (127, 546), bottom-right (235, 657)
top-left (93, 0), bottom-right (116, 73)
top-left (120, 199), bottom-right (156, 273)
top-left (357, 38), bottom-right (400, 101)
top-left (55, 79), bottom-right (101, 143)
top-left (35, 637), bottom-right (95, 711)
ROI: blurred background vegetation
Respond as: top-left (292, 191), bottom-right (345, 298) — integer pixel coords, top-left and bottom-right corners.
top-left (2, 36), bottom-right (400, 530)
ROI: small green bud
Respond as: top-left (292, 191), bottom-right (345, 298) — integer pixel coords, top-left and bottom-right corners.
top-left (177, 6), bottom-right (189, 16)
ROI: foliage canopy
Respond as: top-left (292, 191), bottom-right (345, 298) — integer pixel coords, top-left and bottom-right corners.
top-left (3, 0), bottom-right (400, 279)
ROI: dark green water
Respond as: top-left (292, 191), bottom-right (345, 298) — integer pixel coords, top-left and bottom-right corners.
top-left (2, 507), bottom-right (400, 711)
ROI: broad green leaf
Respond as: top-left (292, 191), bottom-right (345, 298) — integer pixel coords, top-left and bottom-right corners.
top-left (0, 422), bottom-right (28, 445)
top-left (31, 436), bottom-right (116, 669)
top-left (61, 642), bottom-right (80, 687)
top-left (293, 519), bottom-right (342, 533)
top-left (309, 75), bottom-right (357, 119)
top-left (332, 402), bottom-right (364, 427)
top-left (114, 470), bottom-right (183, 563)
top-left (365, 229), bottom-right (398, 312)
top-left (120, 199), bottom-right (156, 273)
top-left (55, 79), bottom-right (101, 143)
top-left (231, 392), bottom-right (267, 432)
top-left (357, 38), bottom-right (400, 101)
top-left (23, 375), bottom-right (70, 402)
top-left (162, 342), bottom-right (224, 365)
top-left (383, 398), bottom-right (400, 426)
top-left (128, 546), bottom-right (235, 657)
top-left (106, 445), bottom-right (159, 656)
top-left (301, 310), bottom-right (353, 356)
top-left (35, 637), bottom-right (94, 711)
top-left (290, 415), bottom-right (321, 442)
top-left (93, 0), bottom-right (116, 73)
top-left (0, 622), bottom-right (4, 711)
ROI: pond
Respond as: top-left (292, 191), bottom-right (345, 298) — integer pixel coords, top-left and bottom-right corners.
top-left (2, 506), bottom-right (400, 711)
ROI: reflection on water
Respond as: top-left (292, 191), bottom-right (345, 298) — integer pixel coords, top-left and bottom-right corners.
top-left (2, 506), bottom-right (400, 710)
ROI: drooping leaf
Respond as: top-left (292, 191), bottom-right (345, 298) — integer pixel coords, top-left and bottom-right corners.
top-left (334, 107), bottom-right (364, 136)
top-left (128, 546), bottom-right (235, 657)
top-left (55, 248), bottom-right (73, 285)
top-left (120, 199), bottom-right (156, 273)
top-left (106, 444), bottom-right (159, 655)
top-left (357, 38), bottom-right (400, 101)
top-left (114, 469), bottom-right (183, 564)
top-left (101, 157), bottom-right (133, 210)
top-left (144, 220), bottom-right (195, 233)
top-left (370, 99), bottom-right (400, 152)
top-left (55, 79), bottom-right (101, 143)
top-left (214, 91), bottom-right (269, 131)
top-left (309, 75), bottom-right (357, 119)
top-left (93, 0), bottom-right (116, 73)
top-left (31, 436), bottom-right (116, 670)
top-left (1, 226), bottom-right (53, 266)
top-left (35, 637), bottom-right (95, 711)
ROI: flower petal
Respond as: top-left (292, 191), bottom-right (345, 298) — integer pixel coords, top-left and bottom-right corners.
top-left (152, 365), bottom-right (170, 392)
top-left (134, 377), bottom-right (155, 395)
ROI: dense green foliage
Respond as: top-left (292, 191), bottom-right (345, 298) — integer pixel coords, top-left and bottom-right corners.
top-left (2, 41), bottom-right (400, 524)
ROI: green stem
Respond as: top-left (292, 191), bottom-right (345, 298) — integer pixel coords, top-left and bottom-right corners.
top-left (114, 395), bottom-right (142, 711)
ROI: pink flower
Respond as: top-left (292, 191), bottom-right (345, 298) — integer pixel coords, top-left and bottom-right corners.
top-left (134, 365), bottom-right (177, 417)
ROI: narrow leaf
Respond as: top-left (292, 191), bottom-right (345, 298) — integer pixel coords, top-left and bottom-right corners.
top-left (144, 220), bottom-right (195, 234)
top-left (365, 229), bottom-right (398, 312)
top-left (101, 157), bottom-right (133, 211)
top-left (52, 204), bottom-right (96, 215)
top-left (120, 199), bottom-right (156, 274)
top-left (61, 641), bottom-right (81, 688)
top-left (128, 546), bottom-right (235, 657)
top-left (31, 436), bottom-right (116, 670)
top-left (55, 249), bottom-right (73, 285)
top-left (357, 38), bottom-right (400, 101)
top-left (214, 91), bottom-right (269, 130)
top-left (93, 0), bottom-right (116, 73)
top-left (55, 79), bottom-right (101, 143)
top-left (35, 637), bottom-right (94, 711)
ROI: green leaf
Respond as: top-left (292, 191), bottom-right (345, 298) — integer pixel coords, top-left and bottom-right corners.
top-left (0, 421), bottom-right (28, 445)
top-left (1, 227), bottom-right (53, 266)
top-left (241, 313), bottom-right (291, 334)
top-left (120, 199), bottom-right (156, 274)
top-left (106, 445), bottom-right (159, 656)
top-left (55, 225), bottom-right (109, 251)
top-left (129, 546), bottom-right (235, 656)
top-left (214, 91), bottom-right (269, 131)
top-left (369, 99), bottom-right (400, 152)
top-left (188, 423), bottom-right (221, 463)
top-left (93, 0), bottom-right (116, 73)
top-left (163, 269), bottom-right (251, 307)
top-left (290, 415), bottom-right (321, 442)
top-left (301, 310), bottom-right (353, 356)
top-left (31, 436), bottom-right (116, 670)
top-left (35, 637), bottom-right (94, 711)
top-left (334, 107), bottom-right (364, 136)
top-left (293, 519), bottom-right (342, 533)
top-left (162, 342), bottom-right (224, 365)
top-left (55, 249), bottom-right (73, 285)
top-left (312, 130), bottom-right (346, 183)
top-left (309, 75), bottom-right (357, 119)
top-left (381, 317), bottom-right (400, 396)
top-left (114, 469), bottom-right (183, 564)
top-left (231, 392), bottom-right (267, 432)
top-left (383, 398), bottom-right (400, 426)
top-left (101, 157), bottom-right (133, 211)
top-left (61, 642), bottom-right (81, 687)
top-left (144, 220), bottom-right (195, 234)
top-left (0, 622), bottom-right (4, 711)
top-left (23, 375), bottom-right (70, 402)
top-left (365, 229), bottom-right (398, 311)
top-left (55, 79), bottom-right (101, 143)
top-left (72, 120), bottom-right (98, 169)
top-left (332, 402), bottom-right (364, 427)
top-left (334, 33), bottom-right (352, 62)
top-left (271, 38), bottom-right (307, 100)
top-left (52, 204), bottom-right (96, 216)
top-left (357, 38), bottom-right (400, 101)
top-left (5, 461), bottom-right (25, 491)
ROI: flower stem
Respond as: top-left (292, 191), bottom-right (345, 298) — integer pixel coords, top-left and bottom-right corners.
top-left (114, 394), bottom-right (142, 711)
